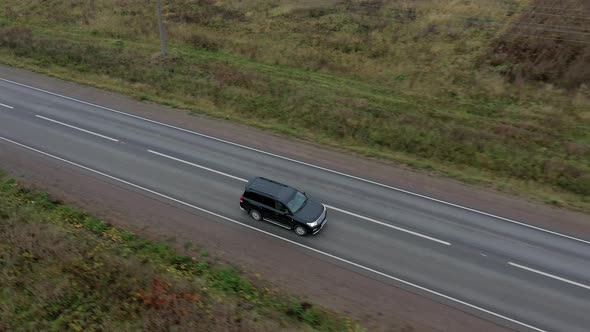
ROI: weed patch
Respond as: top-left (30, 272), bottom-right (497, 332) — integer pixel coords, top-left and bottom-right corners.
top-left (0, 174), bottom-right (364, 331)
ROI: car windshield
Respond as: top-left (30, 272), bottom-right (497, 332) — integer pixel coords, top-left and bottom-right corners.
top-left (286, 191), bottom-right (307, 213)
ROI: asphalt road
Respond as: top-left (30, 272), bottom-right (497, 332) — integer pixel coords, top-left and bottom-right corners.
top-left (1, 75), bottom-right (590, 332)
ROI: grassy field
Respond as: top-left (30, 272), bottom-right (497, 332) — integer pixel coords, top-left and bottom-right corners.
top-left (0, 0), bottom-right (588, 212)
top-left (0, 172), bottom-right (366, 331)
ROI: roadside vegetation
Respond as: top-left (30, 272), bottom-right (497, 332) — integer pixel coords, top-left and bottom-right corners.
top-left (0, 173), bottom-right (365, 331)
top-left (0, 0), bottom-right (588, 212)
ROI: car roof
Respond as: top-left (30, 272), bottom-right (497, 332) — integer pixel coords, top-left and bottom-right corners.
top-left (246, 177), bottom-right (297, 204)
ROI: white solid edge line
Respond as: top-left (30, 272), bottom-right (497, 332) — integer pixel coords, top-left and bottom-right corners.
top-left (148, 150), bottom-right (248, 183)
top-left (509, 262), bottom-right (590, 291)
top-left (2, 76), bottom-right (588, 246)
top-left (36, 115), bottom-right (119, 142)
top-left (0, 136), bottom-right (546, 332)
top-left (148, 149), bottom-right (451, 246)
top-left (325, 205), bottom-right (451, 246)
top-left (0, 102), bottom-right (14, 109)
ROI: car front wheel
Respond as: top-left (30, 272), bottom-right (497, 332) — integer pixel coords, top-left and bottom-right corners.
top-left (249, 209), bottom-right (262, 221)
top-left (294, 225), bottom-right (308, 236)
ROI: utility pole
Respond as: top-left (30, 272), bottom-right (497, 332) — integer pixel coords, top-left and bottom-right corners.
top-left (156, 0), bottom-right (167, 56)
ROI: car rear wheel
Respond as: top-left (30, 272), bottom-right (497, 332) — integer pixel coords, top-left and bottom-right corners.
top-left (249, 209), bottom-right (262, 221)
top-left (294, 225), bottom-right (307, 236)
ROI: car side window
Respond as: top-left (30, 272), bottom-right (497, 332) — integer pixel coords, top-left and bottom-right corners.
top-left (274, 201), bottom-right (288, 213)
top-left (245, 192), bottom-right (259, 202)
top-left (260, 196), bottom-right (275, 208)
top-left (247, 192), bottom-right (273, 207)
top-left (244, 192), bottom-right (260, 202)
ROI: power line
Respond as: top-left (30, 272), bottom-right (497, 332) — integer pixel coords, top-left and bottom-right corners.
top-left (303, 2), bottom-right (590, 25)
top-left (244, 0), bottom-right (590, 20)
top-left (433, 23), bottom-right (590, 45)
top-left (431, 14), bottom-right (590, 34)
top-left (343, 2), bottom-right (590, 20)
top-left (326, 8), bottom-right (590, 38)
top-left (514, 9), bottom-right (590, 20)
top-left (496, 31), bottom-right (590, 45)
top-left (512, 3), bottom-right (590, 14)
top-left (222, 1), bottom-right (590, 45)
top-left (330, 4), bottom-right (590, 40)
top-left (322, 11), bottom-right (590, 45)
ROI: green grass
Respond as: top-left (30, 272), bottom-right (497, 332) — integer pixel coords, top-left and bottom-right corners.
top-left (0, 174), bottom-right (367, 331)
top-left (0, 0), bottom-right (588, 213)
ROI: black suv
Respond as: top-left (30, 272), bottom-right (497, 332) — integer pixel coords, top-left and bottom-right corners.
top-left (239, 177), bottom-right (327, 236)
